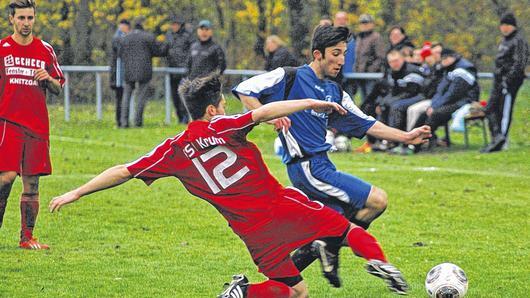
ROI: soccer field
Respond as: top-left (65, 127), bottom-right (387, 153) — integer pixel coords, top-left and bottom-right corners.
top-left (1, 85), bottom-right (529, 297)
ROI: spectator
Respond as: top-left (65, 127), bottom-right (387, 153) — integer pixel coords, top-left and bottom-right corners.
top-left (264, 35), bottom-right (298, 71)
top-left (187, 20), bottom-right (226, 79)
top-left (118, 18), bottom-right (166, 128)
top-left (165, 15), bottom-right (194, 124)
top-left (388, 25), bottom-right (415, 58)
top-left (481, 12), bottom-right (529, 153)
top-left (110, 19), bottom-right (130, 127)
top-left (319, 15), bottom-right (333, 26)
top-left (414, 48), bottom-right (480, 150)
top-left (334, 11), bottom-right (357, 97)
top-left (355, 14), bottom-right (386, 103)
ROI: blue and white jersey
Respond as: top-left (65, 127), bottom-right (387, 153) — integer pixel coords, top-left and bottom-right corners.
top-left (233, 65), bottom-right (376, 164)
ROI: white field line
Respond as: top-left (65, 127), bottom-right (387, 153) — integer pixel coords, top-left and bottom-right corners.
top-left (49, 136), bottom-right (529, 180)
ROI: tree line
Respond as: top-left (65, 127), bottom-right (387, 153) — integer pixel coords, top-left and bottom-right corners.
top-left (1, 0), bottom-right (527, 72)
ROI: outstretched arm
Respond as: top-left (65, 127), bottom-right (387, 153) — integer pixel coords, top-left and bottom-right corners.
top-left (367, 121), bottom-right (431, 145)
top-left (49, 165), bottom-right (133, 212)
top-left (251, 99), bottom-right (347, 123)
top-left (239, 94), bottom-right (292, 130)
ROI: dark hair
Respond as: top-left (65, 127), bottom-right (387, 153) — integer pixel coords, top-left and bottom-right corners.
top-left (119, 19), bottom-right (130, 26)
top-left (178, 73), bottom-right (222, 120)
top-left (9, 0), bottom-right (36, 16)
top-left (311, 25), bottom-right (349, 59)
top-left (388, 25), bottom-right (405, 36)
top-left (386, 48), bottom-right (403, 57)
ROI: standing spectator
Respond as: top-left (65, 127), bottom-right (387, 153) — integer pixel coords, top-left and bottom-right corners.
top-left (187, 20), bottom-right (226, 79)
top-left (355, 14), bottom-right (386, 103)
top-left (334, 11), bottom-right (357, 97)
top-left (166, 15), bottom-right (194, 124)
top-left (0, 0), bottom-right (65, 249)
top-left (414, 48), bottom-right (480, 149)
top-left (119, 18), bottom-right (165, 128)
top-left (482, 13), bottom-right (529, 153)
top-left (388, 25), bottom-right (415, 58)
top-left (110, 19), bottom-right (130, 127)
top-left (264, 35), bottom-right (298, 71)
top-left (319, 15), bottom-right (333, 26)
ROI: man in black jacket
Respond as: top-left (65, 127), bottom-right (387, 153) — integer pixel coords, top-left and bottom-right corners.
top-left (264, 35), bottom-right (298, 71)
top-left (166, 15), bottom-right (194, 123)
top-left (187, 20), bottom-right (226, 79)
top-left (110, 19), bottom-right (130, 127)
top-left (119, 19), bottom-right (165, 127)
top-left (482, 13), bottom-right (529, 153)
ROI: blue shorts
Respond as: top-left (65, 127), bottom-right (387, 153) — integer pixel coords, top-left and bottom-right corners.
top-left (286, 152), bottom-right (372, 213)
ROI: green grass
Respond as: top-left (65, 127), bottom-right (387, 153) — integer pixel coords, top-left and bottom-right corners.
top-left (1, 84), bottom-right (529, 297)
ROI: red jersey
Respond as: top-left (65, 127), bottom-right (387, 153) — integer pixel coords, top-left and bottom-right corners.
top-left (0, 36), bottom-right (65, 138)
top-left (127, 112), bottom-right (286, 235)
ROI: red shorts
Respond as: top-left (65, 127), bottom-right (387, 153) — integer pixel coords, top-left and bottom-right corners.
top-left (0, 119), bottom-right (51, 176)
top-left (240, 187), bottom-right (350, 279)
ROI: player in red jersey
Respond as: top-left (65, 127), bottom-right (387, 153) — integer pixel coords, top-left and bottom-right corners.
top-left (49, 74), bottom-right (408, 297)
top-left (0, 0), bottom-right (65, 250)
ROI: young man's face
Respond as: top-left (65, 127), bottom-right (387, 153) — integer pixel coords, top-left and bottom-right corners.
top-left (10, 7), bottom-right (35, 38)
top-left (389, 28), bottom-right (405, 45)
top-left (499, 24), bottom-right (515, 36)
top-left (318, 41), bottom-right (347, 78)
top-left (197, 27), bottom-right (212, 41)
top-left (431, 45), bottom-right (442, 63)
top-left (387, 52), bottom-right (405, 71)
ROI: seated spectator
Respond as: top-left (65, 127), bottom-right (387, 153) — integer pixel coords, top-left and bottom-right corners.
top-left (264, 35), bottom-right (298, 71)
top-left (388, 25), bottom-right (415, 58)
top-left (413, 48), bottom-right (480, 150)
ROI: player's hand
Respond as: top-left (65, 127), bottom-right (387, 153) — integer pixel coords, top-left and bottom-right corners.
top-left (310, 101), bottom-right (347, 115)
top-left (49, 191), bottom-right (81, 213)
top-left (405, 125), bottom-right (432, 145)
top-left (267, 117), bottom-right (291, 131)
top-left (33, 68), bottom-right (52, 82)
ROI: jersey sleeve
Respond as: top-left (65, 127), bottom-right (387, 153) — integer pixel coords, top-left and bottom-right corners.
top-left (231, 67), bottom-right (287, 104)
top-left (208, 111), bottom-right (256, 140)
top-left (126, 135), bottom-right (183, 185)
top-left (329, 91), bottom-right (376, 139)
top-left (42, 41), bottom-right (65, 87)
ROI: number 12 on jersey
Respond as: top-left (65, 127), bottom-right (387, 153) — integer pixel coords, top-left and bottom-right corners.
top-left (191, 146), bottom-right (250, 194)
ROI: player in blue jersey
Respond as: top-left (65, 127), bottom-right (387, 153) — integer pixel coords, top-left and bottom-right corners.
top-left (233, 25), bottom-right (431, 287)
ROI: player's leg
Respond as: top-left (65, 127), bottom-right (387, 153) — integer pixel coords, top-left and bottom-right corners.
top-left (353, 186), bottom-right (387, 229)
top-left (218, 275), bottom-right (304, 298)
top-left (18, 175), bottom-right (48, 249)
top-left (0, 171), bottom-right (17, 228)
top-left (0, 119), bottom-right (24, 229)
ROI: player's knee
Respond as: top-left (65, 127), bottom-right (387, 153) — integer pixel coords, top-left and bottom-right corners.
top-left (0, 172), bottom-right (17, 187)
top-left (369, 187), bottom-right (388, 212)
top-left (291, 282), bottom-right (309, 298)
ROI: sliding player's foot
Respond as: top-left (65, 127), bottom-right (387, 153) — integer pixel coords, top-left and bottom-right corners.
top-left (366, 260), bottom-right (408, 295)
top-left (218, 274), bottom-right (248, 298)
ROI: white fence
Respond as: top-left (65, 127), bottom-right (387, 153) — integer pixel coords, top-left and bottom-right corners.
top-left (60, 65), bottom-right (517, 123)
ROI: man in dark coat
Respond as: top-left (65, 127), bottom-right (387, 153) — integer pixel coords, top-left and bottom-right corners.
top-left (187, 20), bottom-right (226, 79)
top-left (118, 19), bottom-right (166, 127)
top-left (165, 15), bottom-right (194, 123)
top-left (481, 12), bottom-right (529, 153)
top-left (110, 19), bottom-right (130, 127)
top-left (264, 35), bottom-right (298, 71)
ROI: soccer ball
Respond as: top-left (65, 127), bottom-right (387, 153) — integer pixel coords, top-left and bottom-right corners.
top-left (333, 135), bottom-right (351, 152)
top-left (425, 263), bottom-right (468, 298)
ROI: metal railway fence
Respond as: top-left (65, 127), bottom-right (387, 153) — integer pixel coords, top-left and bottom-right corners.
top-left (60, 65), bottom-right (517, 124)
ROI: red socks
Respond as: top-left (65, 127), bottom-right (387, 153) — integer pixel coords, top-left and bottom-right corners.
top-left (247, 280), bottom-right (293, 298)
top-left (20, 194), bottom-right (39, 242)
top-left (346, 226), bottom-right (387, 262)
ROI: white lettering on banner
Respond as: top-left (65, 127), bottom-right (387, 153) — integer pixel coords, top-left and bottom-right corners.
top-left (6, 67), bottom-right (35, 76)
top-left (9, 77), bottom-right (39, 86)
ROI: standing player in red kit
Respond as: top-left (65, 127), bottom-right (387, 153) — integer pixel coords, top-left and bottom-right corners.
top-left (0, 0), bottom-right (65, 250)
top-left (49, 74), bottom-right (408, 297)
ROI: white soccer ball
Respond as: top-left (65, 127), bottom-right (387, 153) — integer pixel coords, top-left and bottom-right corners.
top-left (333, 135), bottom-right (351, 152)
top-left (425, 263), bottom-right (468, 298)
